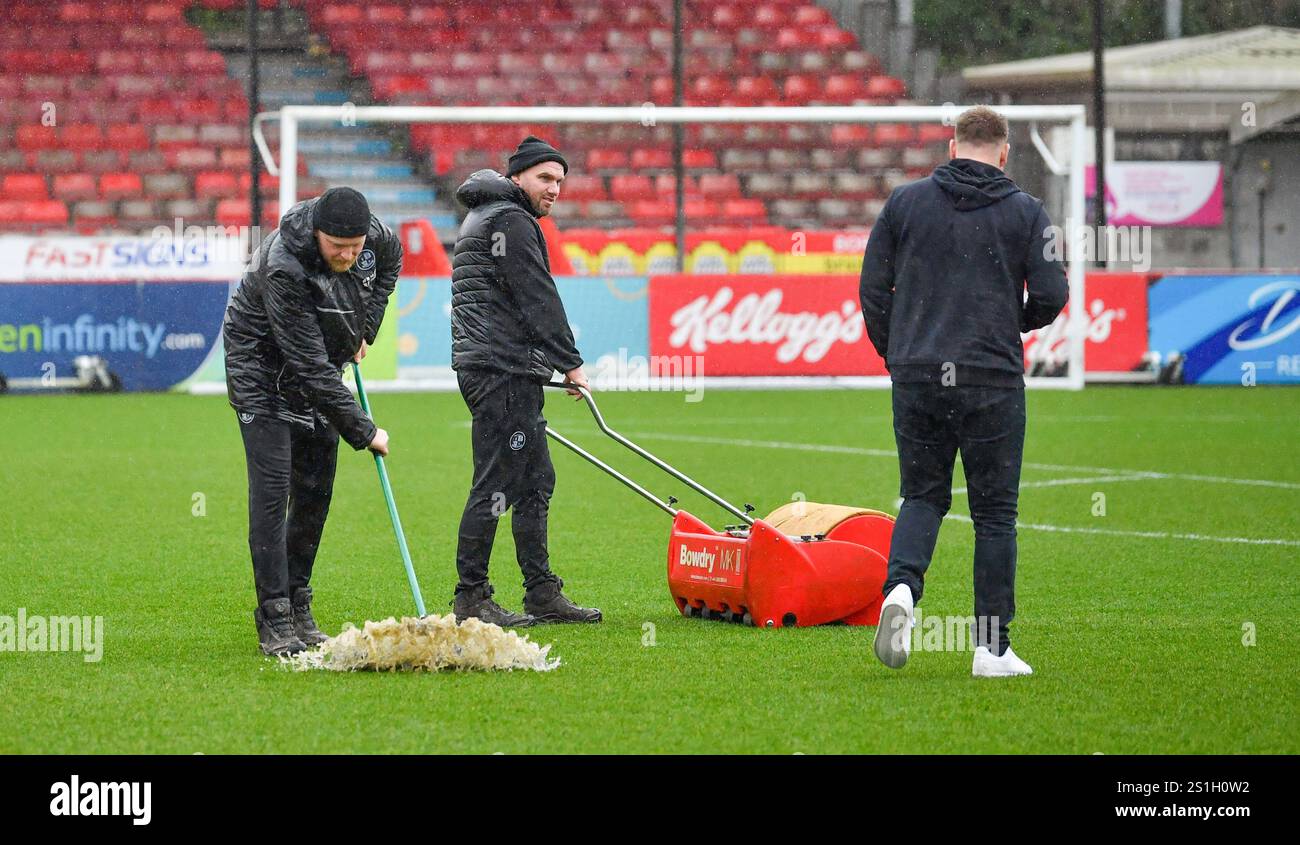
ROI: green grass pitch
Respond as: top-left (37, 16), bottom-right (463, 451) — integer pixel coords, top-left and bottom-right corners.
top-left (1, 386), bottom-right (1297, 754)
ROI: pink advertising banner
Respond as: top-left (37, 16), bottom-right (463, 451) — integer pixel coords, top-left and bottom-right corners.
top-left (1086, 162), bottom-right (1224, 227)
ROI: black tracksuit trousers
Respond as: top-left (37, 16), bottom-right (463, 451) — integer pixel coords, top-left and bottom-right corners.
top-left (454, 369), bottom-right (559, 595)
top-left (883, 382), bottom-right (1025, 655)
top-left (237, 411), bottom-right (338, 606)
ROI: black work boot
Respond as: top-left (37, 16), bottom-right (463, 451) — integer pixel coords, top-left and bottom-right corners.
top-left (291, 587), bottom-right (329, 646)
top-left (254, 597), bottom-right (307, 656)
top-left (452, 584), bottom-right (536, 628)
top-left (524, 578), bottom-right (602, 624)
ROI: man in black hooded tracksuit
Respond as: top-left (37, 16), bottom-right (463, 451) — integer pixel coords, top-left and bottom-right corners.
top-left (224, 187), bottom-right (402, 656)
top-left (448, 136), bottom-right (602, 627)
top-left (860, 106), bottom-right (1068, 677)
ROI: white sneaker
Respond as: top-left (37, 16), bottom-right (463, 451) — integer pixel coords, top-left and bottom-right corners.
top-left (972, 645), bottom-right (1033, 677)
top-left (873, 584), bottom-right (914, 669)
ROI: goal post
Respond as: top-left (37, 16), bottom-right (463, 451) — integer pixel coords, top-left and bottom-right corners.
top-left (253, 104), bottom-right (1088, 390)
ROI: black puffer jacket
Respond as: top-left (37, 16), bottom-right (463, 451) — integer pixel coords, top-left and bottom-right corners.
top-left (450, 169), bottom-right (582, 380)
top-left (223, 197), bottom-right (402, 449)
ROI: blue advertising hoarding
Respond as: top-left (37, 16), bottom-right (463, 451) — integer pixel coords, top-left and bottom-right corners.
top-left (394, 276), bottom-right (649, 374)
top-left (1148, 274), bottom-right (1300, 384)
top-left (0, 281), bottom-right (230, 391)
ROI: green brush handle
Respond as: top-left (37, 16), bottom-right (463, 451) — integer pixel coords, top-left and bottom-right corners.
top-left (352, 362), bottom-right (427, 617)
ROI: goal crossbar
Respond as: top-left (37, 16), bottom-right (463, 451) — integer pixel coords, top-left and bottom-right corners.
top-left (252, 104), bottom-right (1088, 390)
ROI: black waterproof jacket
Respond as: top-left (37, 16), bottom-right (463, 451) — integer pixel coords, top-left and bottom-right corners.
top-left (860, 158), bottom-right (1068, 387)
top-left (222, 197), bottom-right (402, 449)
top-left (450, 169), bottom-right (582, 381)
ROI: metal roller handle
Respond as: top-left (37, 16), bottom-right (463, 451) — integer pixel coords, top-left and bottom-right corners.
top-left (544, 382), bottom-right (755, 525)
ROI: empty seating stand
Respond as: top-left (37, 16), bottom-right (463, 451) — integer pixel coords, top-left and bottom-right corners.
top-left (297, 0), bottom-right (941, 232)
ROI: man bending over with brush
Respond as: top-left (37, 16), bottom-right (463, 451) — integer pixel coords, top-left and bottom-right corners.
top-left (860, 106), bottom-right (1067, 677)
top-left (224, 187), bottom-right (402, 656)
top-left (448, 136), bottom-right (602, 627)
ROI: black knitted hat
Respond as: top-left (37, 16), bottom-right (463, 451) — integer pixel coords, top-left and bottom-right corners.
top-left (311, 187), bottom-right (370, 237)
top-left (506, 135), bottom-right (568, 177)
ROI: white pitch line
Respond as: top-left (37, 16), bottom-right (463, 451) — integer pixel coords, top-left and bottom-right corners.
top-left (943, 513), bottom-right (1300, 548)
top-left (626, 432), bottom-right (1300, 491)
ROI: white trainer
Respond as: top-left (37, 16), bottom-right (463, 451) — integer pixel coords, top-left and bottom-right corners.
top-left (972, 645), bottom-right (1033, 677)
top-left (873, 584), bottom-right (914, 669)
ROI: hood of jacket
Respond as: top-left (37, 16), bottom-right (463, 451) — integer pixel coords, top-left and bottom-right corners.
top-left (455, 169), bottom-right (539, 217)
top-left (932, 158), bottom-right (1020, 211)
top-left (276, 198), bottom-right (326, 270)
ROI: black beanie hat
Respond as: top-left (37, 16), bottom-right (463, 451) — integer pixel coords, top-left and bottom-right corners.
top-left (312, 187), bottom-right (371, 237)
top-left (506, 135), bottom-right (568, 177)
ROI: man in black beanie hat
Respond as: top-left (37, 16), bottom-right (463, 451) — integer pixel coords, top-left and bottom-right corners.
top-left (223, 186), bottom-right (404, 655)
top-left (447, 136), bottom-right (602, 627)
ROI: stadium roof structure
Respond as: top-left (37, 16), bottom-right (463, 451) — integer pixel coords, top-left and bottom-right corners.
top-left (963, 26), bottom-right (1300, 142)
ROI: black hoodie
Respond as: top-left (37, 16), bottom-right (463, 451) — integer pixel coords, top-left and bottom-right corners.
top-left (859, 158), bottom-right (1068, 387)
top-left (450, 169), bottom-right (582, 380)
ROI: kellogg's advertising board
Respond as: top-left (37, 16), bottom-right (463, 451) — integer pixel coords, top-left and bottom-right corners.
top-left (648, 275), bottom-right (886, 376)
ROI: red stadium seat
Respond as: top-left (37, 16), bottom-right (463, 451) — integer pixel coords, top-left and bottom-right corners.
top-left (754, 5), bottom-right (790, 28)
top-left (684, 199), bottom-right (720, 220)
top-left (722, 199), bottom-right (769, 224)
top-left (15, 125), bottom-right (59, 152)
top-left (874, 123), bottom-right (916, 146)
top-left (100, 172), bottom-right (144, 200)
top-left (23, 200), bottom-right (69, 226)
top-left (195, 171), bottom-right (240, 200)
top-left (794, 5), bottom-right (834, 25)
top-left (682, 148), bottom-right (718, 169)
top-left (699, 173), bottom-right (742, 200)
top-left (52, 173), bottom-right (98, 201)
top-left (782, 74), bottom-right (820, 104)
top-left (653, 174), bottom-right (699, 196)
top-left (610, 174), bottom-right (656, 202)
top-left (103, 124), bottom-right (151, 153)
top-left (776, 27), bottom-right (820, 49)
top-left (866, 76), bottom-right (908, 99)
top-left (60, 124), bottom-right (105, 151)
top-left (628, 199), bottom-right (676, 225)
top-left (818, 28), bottom-right (858, 49)
top-left (689, 75), bottom-right (730, 105)
top-left (917, 124), bottom-right (952, 145)
top-left (2, 173), bottom-right (49, 201)
top-left (733, 76), bottom-right (781, 105)
top-left (586, 148), bottom-right (629, 170)
top-left (559, 175), bottom-right (607, 202)
top-left (823, 74), bottom-right (870, 103)
top-left (0, 201), bottom-right (24, 224)
top-left (630, 148), bottom-right (674, 170)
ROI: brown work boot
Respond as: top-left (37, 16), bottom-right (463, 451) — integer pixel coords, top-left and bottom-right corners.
top-left (524, 578), bottom-right (602, 624)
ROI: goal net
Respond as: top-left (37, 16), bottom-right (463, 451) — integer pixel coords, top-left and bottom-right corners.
top-left (248, 102), bottom-right (1081, 387)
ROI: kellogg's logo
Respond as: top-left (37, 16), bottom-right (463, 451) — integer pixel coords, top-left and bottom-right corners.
top-left (667, 287), bottom-right (864, 364)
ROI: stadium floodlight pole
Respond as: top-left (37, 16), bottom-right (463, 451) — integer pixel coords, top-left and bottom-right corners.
top-left (247, 0), bottom-right (261, 232)
top-left (352, 363), bottom-right (427, 618)
top-left (254, 104), bottom-right (1088, 389)
top-left (672, 0), bottom-right (685, 271)
top-left (1092, 0), bottom-right (1107, 263)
